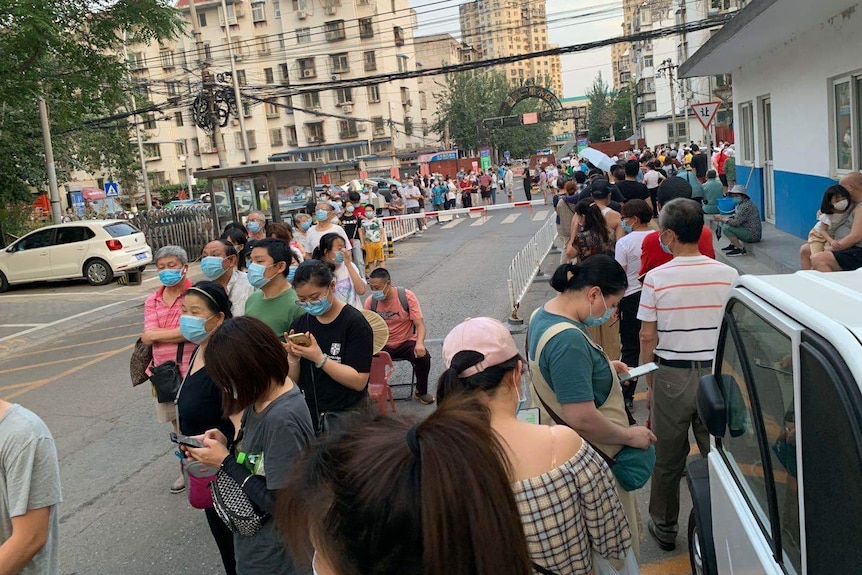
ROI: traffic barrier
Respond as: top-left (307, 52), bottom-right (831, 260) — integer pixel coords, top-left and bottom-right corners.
top-left (506, 217), bottom-right (557, 330)
top-left (131, 205), bottom-right (215, 258)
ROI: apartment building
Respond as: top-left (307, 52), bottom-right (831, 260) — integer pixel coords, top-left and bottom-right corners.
top-left (611, 0), bottom-right (640, 91)
top-left (458, 0), bottom-right (562, 96)
top-left (118, 0), bottom-right (429, 189)
top-left (413, 33), bottom-right (472, 147)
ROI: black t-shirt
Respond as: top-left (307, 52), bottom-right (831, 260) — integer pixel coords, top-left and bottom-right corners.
top-left (340, 213), bottom-right (359, 241)
top-left (615, 180), bottom-right (650, 202)
top-left (289, 304), bottom-right (373, 428)
top-left (691, 153), bottom-right (708, 178)
top-left (177, 355), bottom-right (234, 440)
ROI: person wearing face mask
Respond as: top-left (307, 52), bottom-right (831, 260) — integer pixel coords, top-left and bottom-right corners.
top-left (142, 245), bottom-right (197, 493)
top-left (268, 222), bottom-right (306, 265)
top-left (293, 213), bottom-right (312, 255)
top-left (244, 239), bottom-right (305, 342)
top-left (637, 198), bottom-right (737, 552)
top-left (359, 206), bottom-right (386, 271)
top-left (528, 255), bottom-right (656, 558)
top-left (436, 317), bottom-right (633, 575)
top-left (175, 281), bottom-right (237, 575)
top-left (711, 185), bottom-right (763, 256)
top-left (246, 211), bottom-right (268, 241)
top-left (221, 226), bottom-right (249, 272)
top-left (304, 203), bottom-right (350, 259)
top-left (287, 260), bottom-right (373, 433)
top-left (200, 240), bottom-right (254, 316)
top-left (337, 202), bottom-right (365, 271)
top-left (312, 233), bottom-right (366, 310)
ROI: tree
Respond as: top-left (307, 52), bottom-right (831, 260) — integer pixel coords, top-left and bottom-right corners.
top-left (0, 0), bottom-right (184, 203)
top-left (612, 84), bottom-right (636, 141)
top-left (587, 72), bottom-right (613, 143)
top-left (432, 71), bottom-right (553, 159)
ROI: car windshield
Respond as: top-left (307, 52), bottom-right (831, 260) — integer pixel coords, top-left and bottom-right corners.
top-left (104, 222), bottom-right (140, 237)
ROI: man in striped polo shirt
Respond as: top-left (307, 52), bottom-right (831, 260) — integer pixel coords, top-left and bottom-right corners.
top-left (637, 197), bottom-right (739, 551)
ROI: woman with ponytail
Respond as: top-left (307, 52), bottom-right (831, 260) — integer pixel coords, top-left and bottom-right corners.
top-left (437, 317), bottom-right (632, 575)
top-left (527, 255), bottom-right (656, 558)
top-left (565, 199), bottom-right (615, 263)
top-left (275, 398), bottom-right (533, 575)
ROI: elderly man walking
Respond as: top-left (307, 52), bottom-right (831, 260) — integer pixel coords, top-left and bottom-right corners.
top-left (638, 198), bottom-right (739, 551)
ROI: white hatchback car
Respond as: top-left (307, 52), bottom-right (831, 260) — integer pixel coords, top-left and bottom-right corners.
top-left (0, 221), bottom-right (153, 291)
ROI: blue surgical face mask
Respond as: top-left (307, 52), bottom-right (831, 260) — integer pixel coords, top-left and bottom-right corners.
top-left (180, 314), bottom-right (214, 344)
top-left (158, 268), bottom-right (184, 287)
top-left (315, 209), bottom-right (329, 222)
top-left (333, 251), bottom-right (344, 265)
top-left (583, 292), bottom-right (614, 327)
top-left (287, 265), bottom-right (298, 283)
top-left (371, 289), bottom-right (386, 301)
top-left (247, 262), bottom-right (273, 289)
top-left (297, 289), bottom-right (333, 316)
top-left (200, 256), bottom-right (227, 280)
top-left (300, 220), bottom-right (312, 232)
top-left (247, 221), bottom-right (262, 234)
top-left (659, 230), bottom-right (673, 254)
top-left (621, 220), bottom-right (633, 234)
top-left (346, 205), bottom-right (355, 213)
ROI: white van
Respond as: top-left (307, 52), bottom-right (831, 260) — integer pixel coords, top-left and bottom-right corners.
top-left (688, 271), bottom-right (862, 575)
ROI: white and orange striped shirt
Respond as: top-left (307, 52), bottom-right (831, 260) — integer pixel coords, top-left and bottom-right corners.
top-left (637, 255), bottom-right (738, 361)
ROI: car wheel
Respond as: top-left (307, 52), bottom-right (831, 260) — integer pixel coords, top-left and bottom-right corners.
top-left (688, 508), bottom-right (708, 575)
top-left (84, 258), bottom-right (113, 286)
top-left (0, 271), bottom-right (8, 293)
top-left (138, 265), bottom-right (147, 272)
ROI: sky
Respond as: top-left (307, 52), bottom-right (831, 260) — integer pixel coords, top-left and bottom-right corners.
top-left (409, 0), bottom-right (623, 97)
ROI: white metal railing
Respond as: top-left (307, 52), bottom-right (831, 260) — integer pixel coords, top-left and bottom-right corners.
top-left (507, 217), bottom-right (556, 321)
top-left (383, 216), bottom-right (419, 242)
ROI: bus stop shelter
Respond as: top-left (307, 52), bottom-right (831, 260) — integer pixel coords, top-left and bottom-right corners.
top-left (194, 161), bottom-right (323, 230)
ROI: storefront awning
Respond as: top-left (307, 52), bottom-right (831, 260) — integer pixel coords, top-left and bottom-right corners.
top-left (81, 187), bottom-right (105, 200)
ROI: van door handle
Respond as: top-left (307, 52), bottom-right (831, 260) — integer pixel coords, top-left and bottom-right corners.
top-left (38, 251), bottom-right (48, 256)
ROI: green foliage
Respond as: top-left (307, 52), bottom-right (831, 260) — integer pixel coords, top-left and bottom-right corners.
top-left (0, 0), bottom-right (185, 203)
top-left (587, 73), bottom-right (637, 143)
top-left (0, 202), bottom-right (40, 247)
top-left (432, 71), bottom-right (553, 158)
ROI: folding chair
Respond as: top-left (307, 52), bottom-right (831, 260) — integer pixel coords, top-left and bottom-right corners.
top-left (390, 357), bottom-right (417, 401)
top-left (368, 352), bottom-right (396, 414)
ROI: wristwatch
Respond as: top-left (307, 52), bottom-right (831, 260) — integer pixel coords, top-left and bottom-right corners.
top-left (315, 354), bottom-right (329, 369)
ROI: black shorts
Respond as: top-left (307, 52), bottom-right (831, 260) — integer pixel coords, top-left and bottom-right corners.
top-left (719, 174), bottom-right (728, 186)
top-left (480, 186), bottom-right (491, 198)
top-left (833, 246), bottom-right (862, 271)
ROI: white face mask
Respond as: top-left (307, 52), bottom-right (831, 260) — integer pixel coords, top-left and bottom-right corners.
top-left (834, 199), bottom-right (850, 211)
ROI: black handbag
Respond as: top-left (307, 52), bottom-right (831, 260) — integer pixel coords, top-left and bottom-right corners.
top-left (149, 343), bottom-right (185, 403)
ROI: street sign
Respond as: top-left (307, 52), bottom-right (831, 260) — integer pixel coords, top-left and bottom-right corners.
top-left (479, 148), bottom-right (492, 171)
top-left (691, 101), bottom-right (722, 130)
top-left (104, 181), bottom-right (119, 198)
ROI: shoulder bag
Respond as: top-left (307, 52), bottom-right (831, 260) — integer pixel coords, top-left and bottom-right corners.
top-left (149, 342), bottom-right (185, 403)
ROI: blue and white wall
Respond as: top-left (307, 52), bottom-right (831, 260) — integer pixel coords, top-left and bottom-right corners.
top-left (729, 5), bottom-right (862, 238)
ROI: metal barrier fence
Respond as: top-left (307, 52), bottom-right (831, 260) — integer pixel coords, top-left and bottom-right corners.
top-left (507, 217), bottom-right (556, 324)
top-left (131, 206), bottom-right (217, 259)
top-left (383, 216), bottom-right (420, 243)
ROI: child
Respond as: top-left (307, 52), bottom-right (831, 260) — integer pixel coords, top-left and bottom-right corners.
top-left (360, 205), bottom-right (387, 271)
top-left (807, 184), bottom-right (852, 254)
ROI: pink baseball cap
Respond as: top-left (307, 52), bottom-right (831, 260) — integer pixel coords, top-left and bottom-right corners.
top-left (442, 317), bottom-right (520, 378)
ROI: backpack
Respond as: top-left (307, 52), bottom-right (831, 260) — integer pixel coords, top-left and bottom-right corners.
top-left (371, 286), bottom-right (409, 315)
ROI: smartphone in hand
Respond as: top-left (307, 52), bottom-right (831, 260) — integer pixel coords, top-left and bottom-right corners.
top-left (287, 333), bottom-right (312, 347)
top-left (619, 362), bottom-right (659, 382)
top-left (170, 432), bottom-right (204, 448)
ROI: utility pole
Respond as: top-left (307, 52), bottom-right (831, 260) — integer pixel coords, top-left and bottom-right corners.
top-left (121, 32), bottom-right (152, 210)
top-left (682, 80), bottom-right (689, 145)
top-left (658, 59), bottom-right (678, 144)
top-left (188, 0), bottom-right (226, 168)
top-left (629, 81), bottom-right (638, 142)
top-left (388, 101), bottom-right (398, 178)
top-left (37, 96), bottom-right (63, 224)
top-left (220, 0), bottom-right (251, 165)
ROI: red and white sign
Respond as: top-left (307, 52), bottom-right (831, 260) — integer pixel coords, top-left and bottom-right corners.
top-left (691, 101), bottom-right (722, 130)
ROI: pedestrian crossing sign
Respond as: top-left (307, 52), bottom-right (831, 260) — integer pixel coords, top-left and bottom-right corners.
top-left (104, 182), bottom-right (119, 198)
top-left (691, 102), bottom-right (721, 130)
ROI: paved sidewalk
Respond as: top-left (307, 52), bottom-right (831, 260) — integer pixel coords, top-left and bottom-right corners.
top-left (709, 219), bottom-right (802, 275)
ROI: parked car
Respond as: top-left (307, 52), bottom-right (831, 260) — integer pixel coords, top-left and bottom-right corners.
top-left (688, 270), bottom-right (862, 575)
top-left (0, 221), bottom-right (153, 291)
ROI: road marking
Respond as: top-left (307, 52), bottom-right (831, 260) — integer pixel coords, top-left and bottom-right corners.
top-left (0, 323), bottom-right (46, 328)
top-left (105, 274), bottom-right (160, 293)
top-left (2, 343), bottom-right (136, 401)
top-left (0, 297), bottom-right (147, 343)
top-left (76, 321), bottom-right (144, 335)
top-left (471, 216), bottom-right (492, 226)
top-left (441, 219), bottom-right (464, 229)
top-left (0, 351), bottom-right (109, 376)
top-left (7, 333), bottom-right (139, 360)
top-left (532, 210), bottom-right (549, 221)
top-left (501, 213), bottom-right (521, 224)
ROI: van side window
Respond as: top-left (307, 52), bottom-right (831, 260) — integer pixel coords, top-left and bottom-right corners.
top-left (718, 301), bottom-right (800, 573)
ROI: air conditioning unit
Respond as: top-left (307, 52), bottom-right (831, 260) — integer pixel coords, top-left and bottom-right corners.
top-left (323, 5), bottom-right (336, 14)
top-left (341, 104), bottom-right (353, 113)
top-left (330, 74), bottom-right (340, 81)
top-left (234, 4), bottom-right (245, 17)
top-left (301, 69), bottom-right (314, 78)
top-left (231, 119), bottom-right (239, 126)
top-left (234, 53), bottom-right (243, 62)
top-left (308, 136), bottom-right (322, 143)
top-left (357, 124), bottom-right (367, 132)
top-left (296, 9), bottom-right (308, 18)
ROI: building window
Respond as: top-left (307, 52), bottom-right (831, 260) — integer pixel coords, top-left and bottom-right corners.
top-left (368, 85), bottom-right (380, 103)
top-left (220, 3), bottom-right (237, 25)
top-left (287, 125), bottom-right (298, 144)
top-left (143, 113), bottom-right (157, 130)
top-left (160, 49), bottom-right (174, 69)
top-left (296, 27), bottom-right (311, 43)
top-left (325, 20), bottom-right (346, 41)
top-left (335, 87), bottom-right (353, 104)
top-left (257, 37), bottom-right (269, 54)
top-left (339, 119), bottom-right (358, 138)
top-left (203, 42), bottom-right (212, 60)
top-left (303, 91), bottom-right (320, 108)
top-left (331, 53), bottom-right (349, 73)
top-left (739, 101), bottom-right (754, 164)
top-left (397, 54), bottom-right (408, 73)
top-left (359, 17), bottom-right (374, 38)
top-left (372, 140), bottom-right (389, 154)
top-left (363, 51), bottom-right (377, 72)
top-left (236, 130), bottom-right (257, 149)
top-left (305, 122), bottom-right (325, 142)
top-left (274, 1), bottom-right (281, 17)
top-left (236, 69), bottom-right (247, 86)
top-left (175, 142), bottom-right (185, 157)
top-left (277, 33), bottom-right (286, 49)
top-left (270, 128), bottom-right (284, 146)
top-left (291, 0), bottom-right (309, 9)
top-left (834, 79), bottom-right (854, 171)
top-left (251, 1), bottom-right (265, 22)
top-left (400, 87), bottom-right (410, 106)
top-left (279, 63), bottom-right (289, 81)
top-left (266, 100), bottom-right (280, 118)
top-left (298, 57), bottom-right (316, 78)
top-left (264, 68), bottom-right (274, 84)
top-left (393, 26), bottom-right (405, 46)
top-left (666, 121), bottom-right (687, 140)
top-left (328, 147), bottom-right (346, 161)
top-left (174, 111), bottom-right (184, 127)
top-left (198, 12), bottom-right (207, 26)
top-left (143, 143), bottom-right (161, 159)
top-left (167, 81), bottom-right (181, 96)
top-left (148, 171), bottom-right (166, 186)
top-left (642, 55), bottom-right (653, 68)
top-left (419, 91), bottom-right (427, 110)
top-left (372, 116), bottom-right (386, 136)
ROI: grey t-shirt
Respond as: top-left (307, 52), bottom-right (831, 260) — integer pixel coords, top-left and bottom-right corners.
top-left (0, 404), bottom-right (62, 575)
top-left (234, 386), bottom-right (314, 575)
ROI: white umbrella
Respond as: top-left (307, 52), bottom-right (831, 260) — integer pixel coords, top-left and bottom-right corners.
top-left (579, 147), bottom-right (615, 173)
